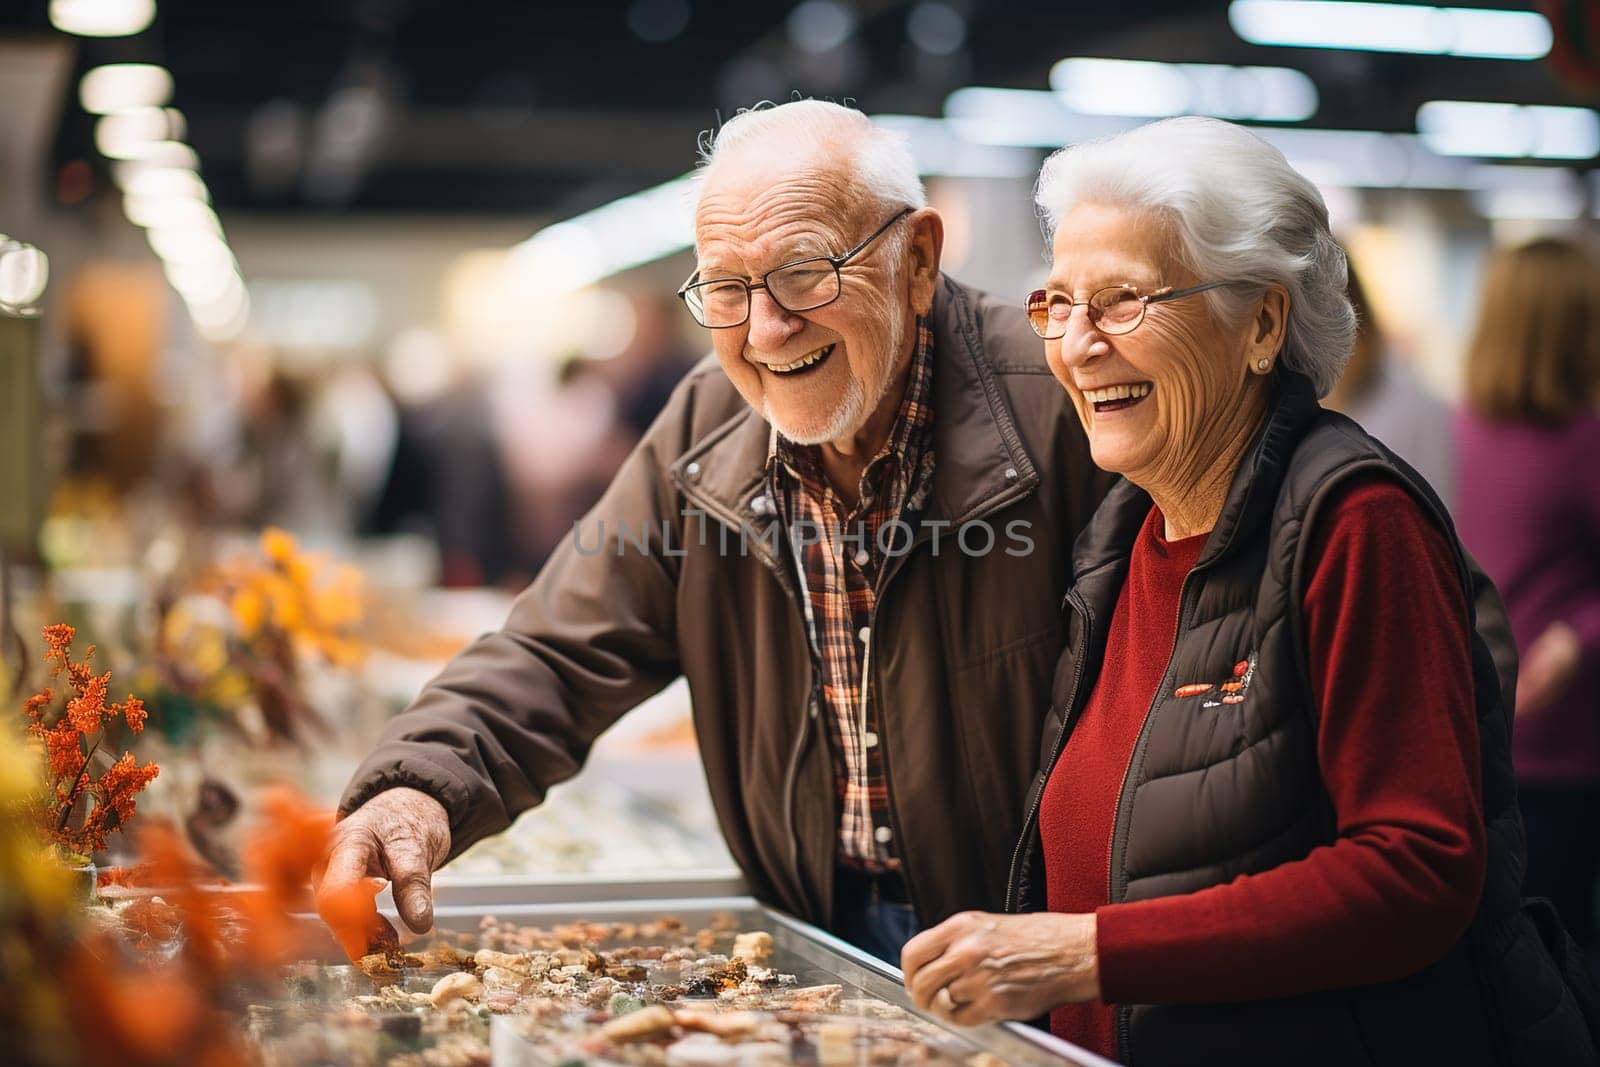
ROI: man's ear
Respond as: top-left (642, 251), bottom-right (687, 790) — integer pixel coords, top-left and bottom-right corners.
top-left (906, 208), bottom-right (945, 316)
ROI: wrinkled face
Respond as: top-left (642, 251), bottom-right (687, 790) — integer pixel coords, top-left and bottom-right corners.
top-left (693, 157), bottom-right (913, 446)
top-left (1043, 202), bottom-right (1259, 482)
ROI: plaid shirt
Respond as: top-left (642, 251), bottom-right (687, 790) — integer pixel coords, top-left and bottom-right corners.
top-left (769, 320), bottom-right (936, 872)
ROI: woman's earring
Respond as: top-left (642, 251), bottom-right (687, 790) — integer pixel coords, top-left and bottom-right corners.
top-left (1255, 358), bottom-right (1271, 372)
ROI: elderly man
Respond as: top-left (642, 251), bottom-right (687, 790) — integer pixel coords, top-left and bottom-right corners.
top-left (322, 100), bottom-right (1111, 960)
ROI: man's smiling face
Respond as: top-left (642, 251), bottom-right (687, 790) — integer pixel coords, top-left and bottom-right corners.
top-left (693, 151), bottom-right (913, 447)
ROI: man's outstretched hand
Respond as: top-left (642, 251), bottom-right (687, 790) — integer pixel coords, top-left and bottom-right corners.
top-left (318, 786), bottom-right (450, 936)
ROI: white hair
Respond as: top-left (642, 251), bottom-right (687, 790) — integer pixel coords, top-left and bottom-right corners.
top-left (1035, 116), bottom-right (1355, 397)
top-left (693, 100), bottom-right (926, 261)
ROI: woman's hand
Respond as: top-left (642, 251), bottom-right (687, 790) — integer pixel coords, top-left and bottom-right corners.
top-left (1516, 620), bottom-right (1581, 718)
top-left (900, 911), bottom-right (1100, 1026)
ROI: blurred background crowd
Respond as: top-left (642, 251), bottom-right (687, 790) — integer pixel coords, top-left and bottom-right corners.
top-left (0, 0), bottom-right (1597, 982)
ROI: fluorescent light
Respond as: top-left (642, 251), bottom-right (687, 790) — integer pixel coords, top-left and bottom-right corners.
top-left (164, 256), bottom-right (236, 295)
top-left (123, 195), bottom-right (221, 233)
top-left (147, 227), bottom-right (232, 267)
top-left (188, 277), bottom-right (246, 324)
top-left (1418, 101), bottom-right (1600, 160)
top-left (511, 175), bottom-right (694, 292)
top-left (944, 87), bottom-right (1131, 148)
top-left (94, 108), bottom-right (185, 159)
top-left (119, 166), bottom-right (208, 202)
top-left (1229, 1), bottom-right (1552, 60)
top-left (1471, 186), bottom-right (1585, 220)
top-left (50, 0), bottom-right (156, 37)
top-left (189, 285), bottom-right (251, 342)
top-left (79, 63), bottom-right (172, 113)
top-left (1052, 59), bottom-right (1190, 118)
top-left (871, 115), bottom-right (1038, 178)
top-left (163, 258), bottom-right (240, 304)
top-left (1049, 58), bottom-right (1317, 122)
top-left (121, 141), bottom-right (201, 169)
top-left (0, 240), bottom-right (50, 310)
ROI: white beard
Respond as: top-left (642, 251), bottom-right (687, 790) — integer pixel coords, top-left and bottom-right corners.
top-left (765, 311), bottom-right (907, 448)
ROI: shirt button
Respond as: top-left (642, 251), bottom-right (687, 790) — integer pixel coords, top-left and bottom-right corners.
top-left (874, 826), bottom-right (893, 844)
top-left (685, 461), bottom-right (702, 482)
top-left (857, 626), bottom-right (870, 644)
top-left (853, 548), bottom-right (870, 567)
top-left (864, 730), bottom-right (879, 748)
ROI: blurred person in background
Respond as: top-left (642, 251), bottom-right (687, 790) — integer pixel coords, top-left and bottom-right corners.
top-left (900, 117), bottom-right (1597, 1066)
top-left (1455, 236), bottom-right (1600, 968)
top-left (368, 376), bottom-right (514, 588)
top-left (1325, 259), bottom-right (1454, 512)
top-left (492, 355), bottom-right (635, 581)
top-left (601, 290), bottom-right (702, 439)
top-left (227, 368), bottom-right (334, 533)
top-left (320, 100), bottom-right (1112, 962)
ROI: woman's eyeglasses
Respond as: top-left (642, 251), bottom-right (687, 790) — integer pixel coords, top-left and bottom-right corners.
top-left (1026, 280), bottom-right (1244, 339)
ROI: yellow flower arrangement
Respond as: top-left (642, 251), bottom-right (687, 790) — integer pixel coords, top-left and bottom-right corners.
top-left (224, 527), bottom-right (363, 668)
top-left (142, 527), bottom-right (367, 747)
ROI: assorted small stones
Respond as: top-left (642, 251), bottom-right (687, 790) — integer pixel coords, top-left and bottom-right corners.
top-left (249, 914), bottom-right (994, 1067)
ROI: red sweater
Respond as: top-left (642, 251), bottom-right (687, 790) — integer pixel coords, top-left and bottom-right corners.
top-left (1040, 476), bottom-right (1486, 1057)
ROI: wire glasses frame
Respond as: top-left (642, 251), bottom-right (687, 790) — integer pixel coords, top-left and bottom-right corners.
top-left (677, 206), bottom-right (915, 329)
top-left (1026, 279), bottom-right (1243, 340)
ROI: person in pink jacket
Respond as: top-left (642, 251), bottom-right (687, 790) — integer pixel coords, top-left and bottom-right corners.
top-left (1454, 236), bottom-right (1600, 967)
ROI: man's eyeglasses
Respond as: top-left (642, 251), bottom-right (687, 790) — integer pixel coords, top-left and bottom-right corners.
top-left (678, 206), bottom-right (915, 329)
top-left (1026, 280), bottom-right (1243, 339)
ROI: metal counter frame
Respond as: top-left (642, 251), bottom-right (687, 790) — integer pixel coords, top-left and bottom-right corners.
top-left (387, 892), bottom-right (1119, 1067)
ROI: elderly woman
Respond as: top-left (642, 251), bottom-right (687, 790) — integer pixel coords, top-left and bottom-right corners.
top-left (901, 117), bottom-right (1597, 1066)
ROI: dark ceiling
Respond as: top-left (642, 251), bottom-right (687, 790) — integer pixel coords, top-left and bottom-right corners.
top-left (3, 0), bottom-right (1594, 217)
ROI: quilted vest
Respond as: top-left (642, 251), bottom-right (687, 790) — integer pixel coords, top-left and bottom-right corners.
top-left (1007, 372), bottom-right (1598, 1067)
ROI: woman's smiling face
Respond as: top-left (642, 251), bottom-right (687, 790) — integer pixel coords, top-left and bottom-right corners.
top-left (1043, 202), bottom-right (1263, 485)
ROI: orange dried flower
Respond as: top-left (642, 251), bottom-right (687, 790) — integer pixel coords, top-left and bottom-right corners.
top-left (65, 670), bottom-right (110, 735)
top-left (45, 726), bottom-right (84, 780)
top-left (22, 624), bottom-right (159, 857)
top-left (42, 622), bottom-right (74, 671)
top-left (23, 688), bottom-right (53, 723)
top-left (234, 786), bottom-right (336, 965)
top-left (121, 693), bottom-right (147, 733)
top-left (100, 753), bottom-right (159, 823)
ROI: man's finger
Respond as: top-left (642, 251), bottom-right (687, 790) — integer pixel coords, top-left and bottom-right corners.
top-left (385, 846), bottom-right (436, 933)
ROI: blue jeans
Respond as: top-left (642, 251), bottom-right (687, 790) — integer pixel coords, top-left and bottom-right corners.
top-left (832, 869), bottom-right (920, 966)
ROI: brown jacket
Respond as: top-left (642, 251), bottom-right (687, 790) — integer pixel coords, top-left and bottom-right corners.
top-left (340, 275), bottom-right (1112, 929)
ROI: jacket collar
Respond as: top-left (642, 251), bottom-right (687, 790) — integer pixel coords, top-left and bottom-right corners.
top-left (1072, 370), bottom-right (1323, 579)
top-left (671, 275), bottom-right (1042, 556)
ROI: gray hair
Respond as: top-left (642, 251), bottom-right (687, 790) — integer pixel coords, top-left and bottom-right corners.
top-left (692, 101), bottom-right (927, 260)
top-left (1035, 116), bottom-right (1354, 397)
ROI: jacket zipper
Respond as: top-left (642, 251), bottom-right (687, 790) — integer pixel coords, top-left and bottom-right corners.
top-left (1004, 588), bottom-right (1091, 913)
top-left (690, 471), bottom-right (1036, 926)
top-left (873, 478), bottom-right (1036, 926)
top-left (1108, 566), bottom-right (1199, 1062)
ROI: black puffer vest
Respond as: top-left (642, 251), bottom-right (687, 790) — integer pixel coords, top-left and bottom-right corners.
top-left (1008, 373), bottom-right (1599, 1066)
